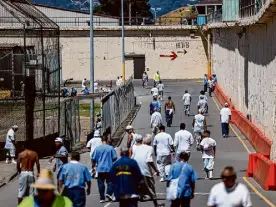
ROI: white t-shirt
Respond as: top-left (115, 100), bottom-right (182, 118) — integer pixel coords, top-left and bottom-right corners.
top-left (208, 79), bottom-right (214, 88)
top-left (151, 112), bottom-right (162, 127)
top-left (199, 94), bottom-right (208, 102)
top-left (220, 107), bottom-right (232, 123)
top-left (131, 144), bottom-right (154, 177)
top-left (208, 182), bottom-right (252, 207)
top-left (4, 128), bottom-right (15, 149)
top-left (200, 137), bottom-right (216, 158)
top-left (194, 114), bottom-right (205, 133)
top-left (151, 87), bottom-right (158, 96)
top-left (198, 99), bottom-right (208, 111)
top-left (174, 130), bottom-right (194, 153)
top-left (153, 132), bottom-right (173, 156)
top-left (86, 137), bottom-right (102, 157)
top-left (156, 83), bottom-right (164, 92)
top-left (182, 93), bottom-right (191, 105)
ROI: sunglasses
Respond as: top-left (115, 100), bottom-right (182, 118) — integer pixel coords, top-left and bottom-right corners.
top-left (221, 175), bottom-right (235, 180)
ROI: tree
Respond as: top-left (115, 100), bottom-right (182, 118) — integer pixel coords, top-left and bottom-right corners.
top-left (94, 0), bottom-right (152, 18)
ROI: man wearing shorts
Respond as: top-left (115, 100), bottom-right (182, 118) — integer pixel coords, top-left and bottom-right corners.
top-left (17, 140), bottom-right (40, 204)
top-left (5, 125), bottom-right (18, 164)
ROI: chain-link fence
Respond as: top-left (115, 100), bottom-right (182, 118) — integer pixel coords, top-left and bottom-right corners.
top-left (102, 79), bottom-right (135, 136)
top-left (0, 0), bottom-right (60, 142)
top-left (60, 98), bottom-right (81, 149)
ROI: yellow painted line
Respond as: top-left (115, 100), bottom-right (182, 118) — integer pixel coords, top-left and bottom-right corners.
top-left (243, 177), bottom-right (276, 207)
top-left (212, 97), bottom-right (251, 153)
top-left (212, 96), bottom-right (276, 206)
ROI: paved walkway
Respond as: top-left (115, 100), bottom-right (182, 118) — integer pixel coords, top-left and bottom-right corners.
top-left (0, 80), bottom-right (276, 207)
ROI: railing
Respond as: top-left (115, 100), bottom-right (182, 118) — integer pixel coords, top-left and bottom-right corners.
top-left (207, 9), bottom-right (222, 23)
top-left (240, 0), bottom-right (268, 18)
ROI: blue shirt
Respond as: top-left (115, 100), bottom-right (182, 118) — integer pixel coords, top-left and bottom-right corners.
top-left (167, 161), bottom-right (198, 198)
top-left (56, 146), bottom-right (68, 172)
top-left (110, 156), bottom-right (144, 199)
top-left (92, 144), bottom-right (117, 172)
top-left (58, 161), bottom-right (92, 189)
top-left (203, 77), bottom-right (207, 85)
top-left (150, 101), bottom-right (161, 115)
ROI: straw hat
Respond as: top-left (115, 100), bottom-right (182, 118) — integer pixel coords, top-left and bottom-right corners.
top-left (31, 169), bottom-right (56, 190)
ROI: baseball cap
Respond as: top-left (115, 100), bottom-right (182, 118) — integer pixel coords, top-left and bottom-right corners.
top-left (55, 137), bottom-right (63, 143)
top-left (94, 130), bottom-right (100, 137)
top-left (126, 125), bottom-right (133, 130)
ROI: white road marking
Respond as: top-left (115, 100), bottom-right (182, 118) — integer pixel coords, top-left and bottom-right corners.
top-left (104, 202), bottom-right (112, 207)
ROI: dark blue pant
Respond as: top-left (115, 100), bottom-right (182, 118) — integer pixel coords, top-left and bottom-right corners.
top-left (64, 188), bottom-right (86, 207)
top-left (221, 123), bottom-right (229, 136)
top-left (165, 110), bottom-right (173, 126)
top-left (204, 84), bottom-right (207, 93)
top-left (97, 172), bottom-right (113, 200)
top-left (119, 198), bottom-right (138, 207)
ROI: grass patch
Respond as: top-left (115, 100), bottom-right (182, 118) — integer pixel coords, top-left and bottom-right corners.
top-left (79, 103), bottom-right (101, 117)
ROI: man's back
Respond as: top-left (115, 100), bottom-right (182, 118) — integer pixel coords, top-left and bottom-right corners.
top-left (150, 101), bottom-right (161, 114)
top-left (182, 93), bottom-right (191, 105)
top-left (92, 144), bottom-right (117, 172)
top-left (132, 144), bottom-right (153, 176)
top-left (87, 138), bottom-right (102, 157)
top-left (165, 100), bottom-right (174, 109)
top-left (198, 100), bottom-right (208, 109)
top-left (174, 130), bottom-right (194, 153)
top-left (19, 150), bottom-right (38, 171)
top-left (110, 156), bottom-right (143, 199)
top-left (157, 84), bottom-right (164, 91)
top-left (59, 162), bottom-right (91, 188)
top-left (151, 112), bottom-right (162, 126)
top-left (153, 132), bottom-right (173, 156)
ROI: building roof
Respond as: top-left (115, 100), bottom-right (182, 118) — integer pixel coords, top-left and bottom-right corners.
top-left (195, 0), bottom-right (222, 5)
top-left (32, 3), bottom-right (120, 19)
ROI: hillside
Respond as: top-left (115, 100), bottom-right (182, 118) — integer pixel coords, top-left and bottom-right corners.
top-left (30, 0), bottom-right (200, 17)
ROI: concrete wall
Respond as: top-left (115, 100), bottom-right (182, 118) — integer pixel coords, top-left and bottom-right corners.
top-left (60, 29), bottom-right (207, 81)
top-left (211, 18), bottom-right (276, 158)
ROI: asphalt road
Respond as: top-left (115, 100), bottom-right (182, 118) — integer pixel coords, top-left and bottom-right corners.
top-left (0, 80), bottom-right (275, 207)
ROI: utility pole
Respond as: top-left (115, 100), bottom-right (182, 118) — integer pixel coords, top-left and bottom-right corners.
top-left (90, 0), bottom-right (95, 130)
top-left (129, 0), bottom-right (132, 25)
top-left (122, 0), bottom-right (126, 83)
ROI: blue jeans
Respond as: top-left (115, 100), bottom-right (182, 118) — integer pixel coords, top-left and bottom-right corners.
top-left (221, 123), bottom-right (229, 136)
top-left (64, 188), bottom-right (86, 207)
top-left (204, 84), bottom-right (207, 93)
top-left (165, 110), bottom-right (173, 126)
top-left (97, 172), bottom-right (113, 200)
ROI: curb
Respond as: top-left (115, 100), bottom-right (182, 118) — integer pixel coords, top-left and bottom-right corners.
top-left (0, 171), bottom-right (18, 189)
top-left (116, 104), bottom-right (142, 148)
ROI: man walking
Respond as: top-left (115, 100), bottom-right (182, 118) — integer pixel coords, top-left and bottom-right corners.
top-left (48, 137), bottom-right (68, 177)
top-left (5, 125), bottom-right (18, 164)
top-left (153, 71), bottom-right (160, 87)
top-left (110, 147), bottom-right (144, 207)
top-left (58, 151), bottom-right (92, 207)
top-left (151, 108), bottom-right (163, 135)
top-left (126, 125), bottom-right (138, 148)
top-left (220, 103), bottom-right (231, 138)
top-left (197, 96), bottom-right (208, 115)
top-left (17, 140), bottom-right (40, 204)
top-left (150, 96), bottom-right (161, 115)
top-left (208, 166), bottom-right (252, 207)
top-left (182, 90), bottom-right (191, 116)
top-left (157, 81), bottom-right (164, 100)
top-left (193, 109), bottom-right (207, 150)
top-left (153, 125), bottom-right (174, 182)
top-left (92, 136), bottom-right (117, 203)
top-left (131, 135), bottom-right (160, 206)
top-left (167, 152), bottom-right (197, 207)
top-left (203, 74), bottom-right (208, 93)
top-left (165, 96), bottom-right (176, 127)
top-left (174, 123), bottom-right (194, 160)
top-left (200, 130), bottom-right (216, 180)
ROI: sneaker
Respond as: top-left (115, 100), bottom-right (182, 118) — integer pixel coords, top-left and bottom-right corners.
top-left (106, 194), bottom-right (113, 201)
top-left (100, 200), bottom-right (105, 203)
top-left (159, 178), bottom-right (165, 182)
top-left (12, 160), bottom-right (17, 164)
top-left (222, 134), bottom-right (226, 138)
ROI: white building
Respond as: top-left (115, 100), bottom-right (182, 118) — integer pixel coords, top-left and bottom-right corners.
top-left (33, 3), bottom-right (120, 27)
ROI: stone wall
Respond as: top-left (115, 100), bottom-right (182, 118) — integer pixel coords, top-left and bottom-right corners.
top-left (211, 17), bottom-right (276, 159)
top-left (60, 29), bottom-right (207, 81)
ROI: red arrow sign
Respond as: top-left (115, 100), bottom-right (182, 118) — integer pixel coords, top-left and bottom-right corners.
top-left (160, 51), bottom-right (178, 61)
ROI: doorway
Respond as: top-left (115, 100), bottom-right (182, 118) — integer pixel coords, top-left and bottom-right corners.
top-left (133, 56), bottom-right (145, 79)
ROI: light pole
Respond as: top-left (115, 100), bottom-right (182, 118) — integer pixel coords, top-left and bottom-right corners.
top-left (122, 0), bottom-right (126, 83)
top-left (90, 0), bottom-right (95, 130)
top-left (151, 7), bottom-right (161, 23)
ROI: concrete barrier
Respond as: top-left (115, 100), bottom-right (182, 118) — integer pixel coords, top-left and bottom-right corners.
top-left (246, 153), bottom-right (276, 190)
